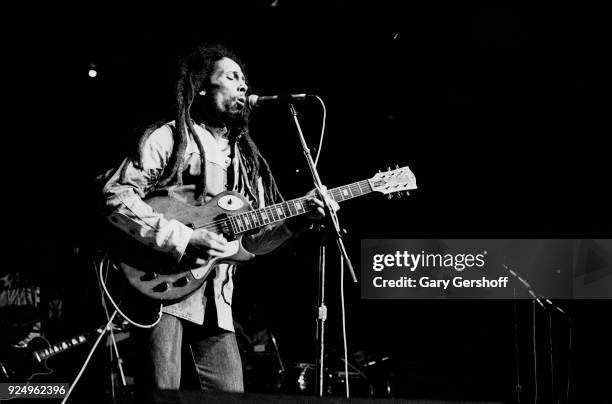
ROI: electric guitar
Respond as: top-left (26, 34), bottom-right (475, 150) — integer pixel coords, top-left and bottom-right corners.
top-left (101, 166), bottom-right (416, 314)
top-left (0, 327), bottom-right (108, 382)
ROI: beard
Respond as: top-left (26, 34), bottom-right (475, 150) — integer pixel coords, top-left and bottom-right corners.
top-left (224, 104), bottom-right (250, 129)
top-left (192, 96), bottom-right (250, 130)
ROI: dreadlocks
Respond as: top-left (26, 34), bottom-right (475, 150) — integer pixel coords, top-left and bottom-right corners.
top-left (133, 44), bottom-right (282, 207)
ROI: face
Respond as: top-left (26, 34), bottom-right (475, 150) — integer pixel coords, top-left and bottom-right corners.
top-left (201, 57), bottom-right (248, 122)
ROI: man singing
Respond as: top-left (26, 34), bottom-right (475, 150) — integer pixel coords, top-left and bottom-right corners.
top-left (98, 44), bottom-right (336, 393)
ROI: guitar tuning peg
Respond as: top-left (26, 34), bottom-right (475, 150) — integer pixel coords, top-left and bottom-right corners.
top-left (395, 164), bottom-right (400, 169)
top-left (387, 166), bottom-right (392, 171)
top-left (386, 194), bottom-right (393, 200)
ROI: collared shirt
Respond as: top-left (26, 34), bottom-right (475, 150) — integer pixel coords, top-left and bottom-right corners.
top-left (100, 121), bottom-right (295, 330)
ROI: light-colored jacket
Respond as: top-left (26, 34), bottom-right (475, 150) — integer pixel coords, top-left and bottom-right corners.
top-left (100, 121), bottom-right (295, 330)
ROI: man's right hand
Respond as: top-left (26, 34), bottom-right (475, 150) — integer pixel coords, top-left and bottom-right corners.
top-left (186, 228), bottom-right (231, 259)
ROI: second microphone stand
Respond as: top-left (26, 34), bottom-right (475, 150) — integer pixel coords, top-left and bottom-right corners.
top-left (286, 101), bottom-right (358, 397)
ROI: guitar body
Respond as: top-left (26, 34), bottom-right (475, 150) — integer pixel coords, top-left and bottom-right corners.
top-left (0, 337), bottom-right (53, 382)
top-left (103, 190), bottom-right (255, 306)
top-left (0, 327), bottom-right (104, 382)
top-left (98, 166), bottom-right (418, 325)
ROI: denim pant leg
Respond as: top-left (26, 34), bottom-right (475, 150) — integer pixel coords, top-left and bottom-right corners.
top-left (189, 329), bottom-right (244, 392)
top-left (132, 313), bottom-right (183, 390)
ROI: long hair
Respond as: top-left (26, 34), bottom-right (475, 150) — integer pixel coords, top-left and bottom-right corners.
top-left (133, 44), bottom-right (282, 206)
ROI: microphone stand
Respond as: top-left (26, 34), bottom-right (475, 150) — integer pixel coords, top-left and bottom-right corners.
top-left (315, 226), bottom-right (327, 397)
top-left (61, 310), bottom-right (122, 404)
top-left (287, 101), bottom-right (357, 397)
top-left (503, 264), bottom-right (570, 404)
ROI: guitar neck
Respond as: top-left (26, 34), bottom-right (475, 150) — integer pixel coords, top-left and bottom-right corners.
top-left (230, 179), bottom-right (373, 234)
top-left (33, 329), bottom-right (100, 362)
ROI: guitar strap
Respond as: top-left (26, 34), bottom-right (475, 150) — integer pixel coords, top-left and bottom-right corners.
top-left (234, 147), bottom-right (260, 209)
top-left (227, 137), bottom-right (236, 193)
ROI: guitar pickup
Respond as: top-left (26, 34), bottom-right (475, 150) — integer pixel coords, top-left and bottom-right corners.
top-left (152, 282), bottom-right (169, 293)
top-left (173, 277), bottom-right (190, 287)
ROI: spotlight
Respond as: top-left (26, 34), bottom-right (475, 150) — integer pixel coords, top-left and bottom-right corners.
top-left (88, 63), bottom-right (98, 78)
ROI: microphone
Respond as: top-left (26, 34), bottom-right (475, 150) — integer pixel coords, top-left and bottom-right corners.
top-left (503, 264), bottom-right (568, 316)
top-left (247, 93), bottom-right (309, 109)
top-left (503, 264), bottom-right (546, 308)
top-left (540, 296), bottom-right (567, 315)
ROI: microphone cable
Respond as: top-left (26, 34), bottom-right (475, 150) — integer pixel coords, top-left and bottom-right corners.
top-left (313, 95), bottom-right (327, 167)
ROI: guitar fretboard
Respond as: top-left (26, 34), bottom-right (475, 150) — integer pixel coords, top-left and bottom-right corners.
top-left (198, 180), bottom-right (373, 235)
top-left (33, 333), bottom-right (92, 362)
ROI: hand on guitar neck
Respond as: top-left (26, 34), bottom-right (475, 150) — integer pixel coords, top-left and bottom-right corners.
top-left (285, 186), bottom-right (340, 232)
top-left (305, 186), bottom-right (341, 219)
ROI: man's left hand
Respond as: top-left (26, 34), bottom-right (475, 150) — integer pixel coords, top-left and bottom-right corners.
top-left (284, 186), bottom-right (340, 233)
top-left (304, 186), bottom-right (340, 221)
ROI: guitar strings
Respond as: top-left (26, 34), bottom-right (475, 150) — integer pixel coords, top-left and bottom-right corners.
top-left (194, 195), bottom-right (314, 232)
top-left (193, 183), bottom-right (365, 232)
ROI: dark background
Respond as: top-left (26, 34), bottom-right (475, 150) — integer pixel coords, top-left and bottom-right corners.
top-left (7, 1), bottom-right (610, 402)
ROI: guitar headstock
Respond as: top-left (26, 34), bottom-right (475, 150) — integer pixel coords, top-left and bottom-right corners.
top-left (369, 165), bottom-right (417, 199)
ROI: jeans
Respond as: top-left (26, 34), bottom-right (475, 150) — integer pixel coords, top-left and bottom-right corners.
top-left (131, 313), bottom-right (244, 393)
